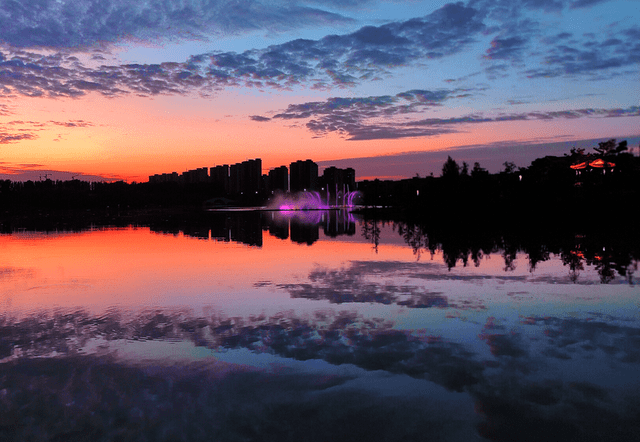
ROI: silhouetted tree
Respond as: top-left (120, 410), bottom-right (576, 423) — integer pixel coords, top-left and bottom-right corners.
top-left (616, 140), bottom-right (628, 154)
top-left (593, 139), bottom-right (628, 157)
top-left (441, 156), bottom-right (460, 179)
top-left (461, 162), bottom-right (469, 177)
top-left (471, 162), bottom-right (488, 179)
top-left (502, 161), bottom-right (517, 174)
top-left (594, 139), bottom-right (617, 156)
top-left (569, 147), bottom-right (585, 157)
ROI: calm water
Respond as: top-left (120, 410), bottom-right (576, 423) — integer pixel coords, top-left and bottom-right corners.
top-left (1, 210), bottom-right (639, 441)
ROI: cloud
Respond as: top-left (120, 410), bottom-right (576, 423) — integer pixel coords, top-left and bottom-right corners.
top-left (412, 106), bottom-right (640, 126)
top-left (470, 0), bottom-right (636, 79)
top-left (254, 84), bottom-right (639, 140)
top-left (0, 0), bottom-right (357, 49)
top-left (0, 308), bottom-right (487, 392)
top-left (0, 2), bottom-right (488, 97)
top-left (0, 102), bottom-right (13, 115)
top-left (49, 119), bottom-right (93, 127)
top-left (525, 25), bottom-right (640, 78)
top-left (0, 131), bottom-right (36, 144)
top-left (1, 1), bottom-right (636, 100)
top-left (263, 259), bottom-right (556, 306)
top-left (191, 2), bottom-right (487, 89)
top-left (0, 0), bottom-right (616, 52)
top-left (0, 162), bottom-right (116, 182)
top-left (569, 0), bottom-right (611, 8)
top-left (470, 0), bottom-right (613, 16)
top-left (0, 118), bottom-right (94, 146)
top-left (484, 35), bottom-right (529, 61)
top-left (249, 115), bottom-right (271, 122)
top-left (253, 88), bottom-right (469, 140)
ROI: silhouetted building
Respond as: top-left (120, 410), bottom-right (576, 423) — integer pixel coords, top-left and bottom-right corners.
top-left (210, 165), bottom-right (229, 194)
top-left (268, 166), bottom-right (289, 193)
top-left (229, 163), bottom-right (241, 195)
top-left (182, 167), bottom-right (209, 184)
top-left (244, 158), bottom-right (262, 196)
top-left (149, 172), bottom-right (180, 184)
top-left (229, 159), bottom-right (262, 198)
top-left (290, 160), bottom-right (318, 193)
top-left (320, 166), bottom-right (356, 206)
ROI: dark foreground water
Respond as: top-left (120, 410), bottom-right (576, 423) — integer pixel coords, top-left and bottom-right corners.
top-left (1, 210), bottom-right (639, 441)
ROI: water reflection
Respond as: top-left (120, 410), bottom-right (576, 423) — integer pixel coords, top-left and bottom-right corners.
top-left (263, 262), bottom-right (464, 309)
top-left (3, 210), bottom-right (638, 283)
top-left (387, 219), bottom-right (639, 284)
top-left (0, 354), bottom-right (476, 442)
top-left (149, 209), bottom-right (358, 246)
top-left (1, 308), bottom-right (639, 441)
top-left (1, 213), bottom-right (640, 441)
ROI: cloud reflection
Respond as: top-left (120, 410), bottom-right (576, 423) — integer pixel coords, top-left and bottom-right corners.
top-left (2, 308), bottom-right (640, 440)
top-left (264, 261), bottom-right (486, 309)
top-left (1, 355), bottom-right (473, 442)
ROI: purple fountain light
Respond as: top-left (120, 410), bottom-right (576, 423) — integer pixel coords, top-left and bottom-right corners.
top-left (268, 190), bottom-right (362, 211)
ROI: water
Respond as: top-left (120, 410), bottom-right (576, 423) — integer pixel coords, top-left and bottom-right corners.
top-left (1, 211), bottom-right (639, 441)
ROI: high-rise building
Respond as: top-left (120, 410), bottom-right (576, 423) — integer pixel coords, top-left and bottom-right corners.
top-left (289, 159), bottom-right (318, 193)
top-left (229, 159), bottom-right (262, 196)
top-left (243, 158), bottom-right (262, 196)
top-left (210, 165), bottom-right (229, 194)
top-left (268, 166), bottom-right (288, 193)
top-left (182, 167), bottom-right (209, 184)
top-left (320, 166), bottom-right (356, 205)
top-left (149, 172), bottom-right (180, 184)
top-left (229, 163), bottom-right (241, 195)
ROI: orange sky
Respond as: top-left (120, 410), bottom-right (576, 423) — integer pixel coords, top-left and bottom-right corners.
top-left (4, 93), bottom-right (639, 183)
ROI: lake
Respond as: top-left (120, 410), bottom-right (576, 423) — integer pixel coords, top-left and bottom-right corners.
top-left (1, 209), bottom-right (639, 441)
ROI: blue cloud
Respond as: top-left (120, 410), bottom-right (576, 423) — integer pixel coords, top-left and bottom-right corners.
top-left (256, 88), bottom-right (639, 140)
top-left (250, 115), bottom-right (271, 122)
top-left (0, 0), bottom-right (356, 49)
top-left (0, 0), bottom-right (636, 99)
top-left (525, 25), bottom-right (640, 78)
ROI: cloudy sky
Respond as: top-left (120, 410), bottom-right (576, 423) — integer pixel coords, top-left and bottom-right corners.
top-left (1, 0), bottom-right (638, 181)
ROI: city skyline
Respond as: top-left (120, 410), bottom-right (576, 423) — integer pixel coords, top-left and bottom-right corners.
top-left (1, 1), bottom-right (639, 183)
top-left (150, 158), bottom-right (356, 202)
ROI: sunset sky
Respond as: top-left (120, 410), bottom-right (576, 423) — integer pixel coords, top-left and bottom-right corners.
top-left (1, 0), bottom-right (638, 182)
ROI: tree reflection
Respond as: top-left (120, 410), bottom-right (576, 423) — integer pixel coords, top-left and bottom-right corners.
top-left (395, 222), bottom-right (434, 260)
top-left (389, 219), bottom-right (639, 283)
top-left (361, 218), bottom-right (381, 253)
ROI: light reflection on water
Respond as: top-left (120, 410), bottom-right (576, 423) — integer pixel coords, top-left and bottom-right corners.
top-left (0, 212), bottom-right (639, 441)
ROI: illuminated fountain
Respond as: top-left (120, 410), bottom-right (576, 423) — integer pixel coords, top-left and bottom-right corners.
top-left (268, 190), bottom-right (362, 211)
top-left (273, 191), bottom-right (329, 211)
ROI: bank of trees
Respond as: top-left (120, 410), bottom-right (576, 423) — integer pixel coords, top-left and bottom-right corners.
top-left (358, 139), bottom-right (640, 220)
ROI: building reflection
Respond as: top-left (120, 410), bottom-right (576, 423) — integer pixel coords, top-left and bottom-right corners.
top-left (2, 210), bottom-right (637, 283)
top-left (148, 209), bottom-right (359, 247)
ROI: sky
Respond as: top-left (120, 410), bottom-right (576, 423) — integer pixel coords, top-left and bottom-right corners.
top-left (0, 0), bottom-right (638, 182)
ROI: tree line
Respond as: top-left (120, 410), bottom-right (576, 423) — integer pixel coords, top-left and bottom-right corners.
top-left (358, 139), bottom-right (639, 221)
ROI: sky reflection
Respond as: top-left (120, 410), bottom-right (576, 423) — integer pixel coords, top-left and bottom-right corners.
top-left (1, 217), bottom-right (639, 440)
